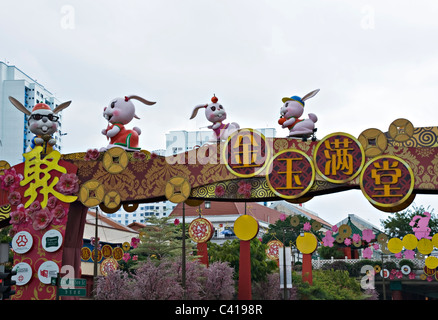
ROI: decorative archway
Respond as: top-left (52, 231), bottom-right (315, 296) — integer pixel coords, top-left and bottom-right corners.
top-left (1, 118), bottom-right (438, 299)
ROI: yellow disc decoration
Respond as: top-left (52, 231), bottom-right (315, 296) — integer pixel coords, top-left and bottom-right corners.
top-left (79, 179), bottom-right (105, 207)
top-left (296, 232), bottom-right (317, 254)
top-left (103, 147), bottom-right (129, 174)
top-left (432, 234), bottom-right (438, 248)
top-left (425, 256), bottom-right (438, 270)
top-left (388, 118), bottom-right (414, 142)
top-left (387, 237), bottom-right (403, 254)
top-left (358, 128), bottom-right (388, 158)
top-left (0, 160), bottom-right (11, 175)
top-left (233, 215), bottom-right (259, 241)
top-left (417, 238), bottom-right (433, 255)
top-left (104, 190), bottom-right (121, 209)
top-left (402, 234), bottom-right (418, 251)
top-left (165, 176), bottom-right (191, 203)
top-left (290, 216), bottom-right (300, 227)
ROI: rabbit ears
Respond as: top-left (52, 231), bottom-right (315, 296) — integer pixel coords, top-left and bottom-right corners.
top-left (301, 89), bottom-right (320, 102)
top-left (190, 104), bottom-right (208, 119)
top-left (125, 95), bottom-right (156, 106)
top-left (9, 96), bottom-right (71, 115)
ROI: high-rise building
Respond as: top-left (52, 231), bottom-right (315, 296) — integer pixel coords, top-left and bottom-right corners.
top-left (0, 61), bottom-right (64, 165)
top-left (165, 128), bottom-right (276, 156)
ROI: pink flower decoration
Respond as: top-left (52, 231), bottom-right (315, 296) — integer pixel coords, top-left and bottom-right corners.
top-left (362, 247), bottom-right (373, 259)
top-left (51, 204), bottom-right (66, 223)
top-left (394, 252), bottom-right (403, 259)
top-left (279, 213), bottom-right (286, 221)
top-left (47, 196), bottom-right (58, 209)
top-left (362, 229), bottom-right (375, 242)
top-left (408, 272), bottom-right (416, 280)
top-left (396, 271), bottom-right (403, 279)
top-left (84, 148), bottom-right (100, 161)
top-left (123, 253), bottom-right (131, 262)
top-left (56, 173), bottom-right (79, 195)
top-left (9, 204), bottom-right (26, 225)
top-left (404, 250), bottom-right (415, 259)
top-left (174, 219), bottom-right (180, 225)
top-left (131, 237), bottom-right (140, 249)
top-left (215, 185), bottom-right (226, 197)
top-left (237, 181), bottom-right (251, 198)
top-left (322, 231), bottom-right (335, 247)
top-left (0, 168), bottom-right (23, 191)
top-left (132, 255), bottom-right (138, 261)
top-left (8, 191), bottom-right (22, 206)
top-left (29, 200), bottom-right (41, 211)
top-left (331, 225), bottom-right (338, 233)
top-left (344, 238), bottom-right (352, 246)
top-left (352, 233), bottom-right (361, 243)
top-left (133, 151), bottom-right (146, 160)
top-left (303, 222), bottom-right (311, 231)
top-left (32, 208), bottom-right (53, 231)
top-left (373, 243), bottom-right (379, 250)
top-left (427, 276), bottom-right (433, 282)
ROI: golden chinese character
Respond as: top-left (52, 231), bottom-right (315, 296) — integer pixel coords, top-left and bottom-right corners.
top-left (323, 138), bottom-right (354, 176)
top-left (370, 160), bottom-right (402, 198)
top-left (231, 132), bottom-right (261, 168)
top-left (20, 146), bottom-right (77, 208)
top-left (276, 157), bottom-right (304, 190)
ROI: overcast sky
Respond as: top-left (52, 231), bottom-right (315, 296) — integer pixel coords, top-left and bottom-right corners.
top-left (2, 0), bottom-right (438, 228)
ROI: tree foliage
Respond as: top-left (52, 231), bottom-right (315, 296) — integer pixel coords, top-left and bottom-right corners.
top-left (95, 258), bottom-right (235, 300)
top-left (129, 216), bottom-right (195, 264)
top-left (208, 238), bottom-right (278, 283)
top-left (380, 205), bottom-right (437, 238)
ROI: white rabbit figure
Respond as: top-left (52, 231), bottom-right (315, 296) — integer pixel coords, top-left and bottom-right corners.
top-left (190, 95), bottom-right (240, 141)
top-left (278, 89), bottom-right (319, 141)
top-left (101, 95), bottom-right (155, 151)
top-left (8, 96), bottom-right (71, 154)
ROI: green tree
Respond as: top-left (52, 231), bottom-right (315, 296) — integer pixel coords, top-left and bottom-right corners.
top-left (292, 270), bottom-right (367, 300)
top-left (208, 238), bottom-right (277, 283)
top-left (130, 216), bottom-right (195, 265)
top-left (381, 205), bottom-right (437, 238)
top-left (261, 215), bottom-right (324, 246)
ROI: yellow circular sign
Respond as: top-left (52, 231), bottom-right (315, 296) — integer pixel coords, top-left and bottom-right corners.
top-left (296, 232), bottom-right (317, 254)
top-left (418, 238), bottom-right (433, 255)
top-left (425, 256), bottom-right (438, 270)
top-left (233, 215), bottom-right (259, 241)
top-left (387, 237), bottom-right (403, 254)
top-left (402, 234), bottom-right (418, 250)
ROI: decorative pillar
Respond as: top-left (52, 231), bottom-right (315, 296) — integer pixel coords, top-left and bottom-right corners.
top-left (302, 253), bottom-right (313, 285)
top-left (197, 242), bottom-right (209, 267)
top-left (238, 240), bottom-right (252, 300)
